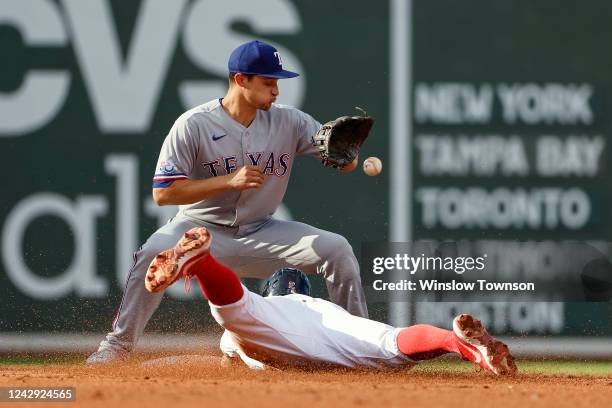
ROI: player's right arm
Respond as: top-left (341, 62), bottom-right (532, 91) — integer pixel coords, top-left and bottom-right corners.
top-left (153, 165), bottom-right (264, 205)
top-left (152, 117), bottom-right (264, 206)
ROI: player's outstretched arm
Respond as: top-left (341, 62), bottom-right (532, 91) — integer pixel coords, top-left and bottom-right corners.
top-left (311, 115), bottom-right (374, 169)
top-left (153, 165), bottom-right (264, 205)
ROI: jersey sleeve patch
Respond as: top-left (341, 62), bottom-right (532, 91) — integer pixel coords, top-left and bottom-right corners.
top-left (152, 160), bottom-right (188, 187)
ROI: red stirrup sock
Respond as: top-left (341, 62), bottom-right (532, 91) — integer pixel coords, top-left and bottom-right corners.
top-left (190, 255), bottom-right (244, 306)
top-left (396, 324), bottom-right (460, 361)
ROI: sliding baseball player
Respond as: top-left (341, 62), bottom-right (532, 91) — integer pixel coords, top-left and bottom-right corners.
top-left (144, 227), bottom-right (518, 374)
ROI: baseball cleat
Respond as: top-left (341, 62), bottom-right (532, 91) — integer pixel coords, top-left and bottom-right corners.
top-left (145, 227), bottom-right (212, 292)
top-left (452, 314), bottom-right (518, 375)
top-left (86, 347), bottom-right (128, 365)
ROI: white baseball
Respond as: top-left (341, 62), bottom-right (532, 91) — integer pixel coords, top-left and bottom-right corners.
top-left (363, 157), bottom-right (382, 176)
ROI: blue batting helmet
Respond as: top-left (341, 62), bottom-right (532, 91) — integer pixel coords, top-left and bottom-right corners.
top-left (261, 268), bottom-right (311, 297)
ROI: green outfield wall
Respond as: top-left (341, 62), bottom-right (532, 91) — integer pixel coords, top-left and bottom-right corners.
top-left (1, 0), bottom-right (610, 337)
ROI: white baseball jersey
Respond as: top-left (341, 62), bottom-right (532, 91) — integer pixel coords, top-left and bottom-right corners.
top-left (211, 285), bottom-right (414, 370)
top-left (152, 99), bottom-right (321, 226)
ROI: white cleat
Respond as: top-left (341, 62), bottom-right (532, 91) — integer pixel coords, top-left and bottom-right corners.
top-left (452, 314), bottom-right (518, 375)
top-left (145, 227), bottom-right (212, 293)
top-left (86, 347), bottom-right (127, 365)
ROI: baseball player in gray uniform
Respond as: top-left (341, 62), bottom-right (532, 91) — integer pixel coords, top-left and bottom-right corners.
top-left (87, 40), bottom-right (367, 364)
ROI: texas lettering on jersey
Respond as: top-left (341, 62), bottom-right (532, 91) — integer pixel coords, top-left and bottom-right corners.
top-left (203, 152), bottom-right (292, 177)
top-left (151, 99), bottom-right (322, 225)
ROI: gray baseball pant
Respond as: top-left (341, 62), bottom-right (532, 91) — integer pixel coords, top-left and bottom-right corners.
top-left (97, 215), bottom-right (368, 353)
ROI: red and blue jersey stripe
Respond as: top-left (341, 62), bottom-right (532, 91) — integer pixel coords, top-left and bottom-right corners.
top-left (152, 172), bottom-right (188, 188)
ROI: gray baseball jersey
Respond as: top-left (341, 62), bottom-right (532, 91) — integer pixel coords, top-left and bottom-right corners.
top-left (152, 99), bottom-right (321, 226)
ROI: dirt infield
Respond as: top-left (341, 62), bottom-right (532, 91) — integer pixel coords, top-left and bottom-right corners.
top-left (1, 354), bottom-right (611, 408)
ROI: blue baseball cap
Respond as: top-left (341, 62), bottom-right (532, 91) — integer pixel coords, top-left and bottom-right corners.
top-left (228, 40), bottom-right (299, 79)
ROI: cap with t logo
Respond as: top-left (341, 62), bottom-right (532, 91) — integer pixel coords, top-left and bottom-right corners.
top-left (228, 40), bottom-right (299, 79)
